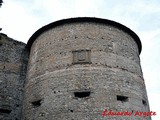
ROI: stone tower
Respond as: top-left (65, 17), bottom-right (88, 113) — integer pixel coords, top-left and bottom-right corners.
top-left (22, 17), bottom-right (150, 120)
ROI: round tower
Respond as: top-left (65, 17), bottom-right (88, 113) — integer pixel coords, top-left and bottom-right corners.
top-left (23, 17), bottom-right (150, 120)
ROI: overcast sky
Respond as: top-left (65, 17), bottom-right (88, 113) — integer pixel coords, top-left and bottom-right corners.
top-left (0, 0), bottom-right (160, 119)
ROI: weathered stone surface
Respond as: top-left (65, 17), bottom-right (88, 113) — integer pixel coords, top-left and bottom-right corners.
top-left (23, 20), bottom-right (150, 120)
top-left (0, 18), bottom-right (151, 120)
top-left (0, 33), bottom-right (28, 120)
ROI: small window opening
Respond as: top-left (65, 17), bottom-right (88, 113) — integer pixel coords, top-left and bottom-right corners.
top-left (0, 108), bottom-right (11, 114)
top-left (69, 109), bottom-right (73, 112)
top-left (142, 100), bottom-right (147, 105)
top-left (117, 95), bottom-right (128, 102)
top-left (16, 104), bottom-right (19, 107)
top-left (31, 99), bottom-right (42, 107)
top-left (74, 91), bottom-right (91, 98)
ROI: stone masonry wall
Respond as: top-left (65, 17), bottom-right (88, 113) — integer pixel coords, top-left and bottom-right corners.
top-left (0, 33), bottom-right (28, 120)
top-left (23, 22), bottom-right (150, 120)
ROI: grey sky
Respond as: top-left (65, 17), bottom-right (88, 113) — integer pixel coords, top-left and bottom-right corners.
top-left (0, 0), bottom-right (160, 119)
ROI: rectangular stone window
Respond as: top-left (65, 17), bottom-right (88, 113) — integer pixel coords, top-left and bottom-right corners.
top-left (74, 91), bottom-right (91, 98)
top-left (117, 95), bottom-right (128, 102)
top-left (72, 50), bottom-right (91, 64)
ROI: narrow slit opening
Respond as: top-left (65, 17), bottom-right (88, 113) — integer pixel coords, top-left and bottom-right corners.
top-left (142, 100), bottom-right (147, 105)
top-left (117, 95), bottom-right (128, 102)
top-left (31, 99), bottom-right (42, 107)
top-left (0, 108), bottom-right (11, 114)
top-left (74, 91), bottom-right (91, 98)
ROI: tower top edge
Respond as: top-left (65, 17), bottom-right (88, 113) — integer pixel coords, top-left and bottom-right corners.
top-left (26, 17), bottom-right (142, 54)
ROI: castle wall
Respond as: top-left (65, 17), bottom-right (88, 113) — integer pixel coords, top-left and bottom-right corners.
top-left (23, 21), bottom-right (150, 120)
top-left (0, 33), bottom-right (28, 120)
